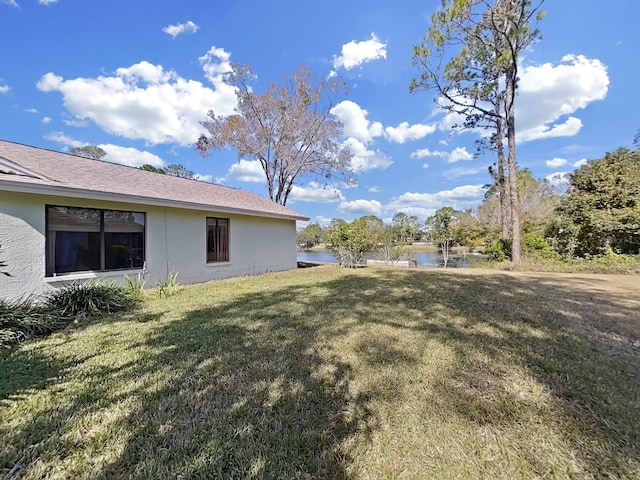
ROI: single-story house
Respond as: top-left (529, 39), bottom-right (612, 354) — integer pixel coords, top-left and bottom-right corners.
top-left (0, 140), bottom-right (308, 302)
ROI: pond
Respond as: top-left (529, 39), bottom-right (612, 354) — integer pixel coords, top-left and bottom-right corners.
top-left (297, 249), bottom-right (483, 268)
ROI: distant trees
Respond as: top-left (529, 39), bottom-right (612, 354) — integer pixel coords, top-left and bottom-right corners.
top-left (548, 148), bottom-right (640, 256)
top-left (411, 0), bottom-right (545, 264)
top-left (308, 214), bottom-right (419, 267)
top-left (480, 168), bottom-right (558, 240)
top-left (197, 63), bottom-right (353, 206)
top-left (139, 164), bottom-right (166, 174)
top-left (391, 213), bottom-right (422, 245)
top-left (138, 163), bottom-right (197, 180)
top-left (297, 223), bottom-right (324, 250)
top-left (70, 145), bottom-right (106, 160)
top-left (163, 164), bottom-right (196, 179)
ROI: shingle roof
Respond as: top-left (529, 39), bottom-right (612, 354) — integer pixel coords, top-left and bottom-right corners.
top-left (0, 140), bottom-right (308, 221)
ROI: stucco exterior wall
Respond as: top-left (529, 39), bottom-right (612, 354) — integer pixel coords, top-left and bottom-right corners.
top-left (0, 191), bottom-right (47, 301)
top-left (0, 191), bottom-right (298, 302)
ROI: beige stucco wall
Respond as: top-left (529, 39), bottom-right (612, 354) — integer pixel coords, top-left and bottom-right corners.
top-left (0, 191), bottom-right (298, 302)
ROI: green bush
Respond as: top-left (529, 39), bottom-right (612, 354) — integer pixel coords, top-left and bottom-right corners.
top-left (483, 239), bottom-right (512, 262)
top-left (523, 233), bottom-right (557, 260)
top-left (326, 221), bottom-right (371, 268)
top-left (46, 281), bottom-right (138, 317)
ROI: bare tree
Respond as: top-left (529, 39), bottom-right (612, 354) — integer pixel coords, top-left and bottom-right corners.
top-left (197, 64), bottom-right (353, 206)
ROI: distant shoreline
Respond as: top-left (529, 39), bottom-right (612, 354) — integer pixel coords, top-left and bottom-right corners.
top-left (301, 244), bottom-right (482, 254)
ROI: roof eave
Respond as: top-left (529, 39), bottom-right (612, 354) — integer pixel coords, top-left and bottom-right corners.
top-left (0, 179), bottom-right (310, 222)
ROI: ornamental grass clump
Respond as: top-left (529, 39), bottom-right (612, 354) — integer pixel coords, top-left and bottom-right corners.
top-left (0, 282), bottom-right (139, 348)
top-left (45, 281), bottom-right (138, 317)
top-left (0, 298), bottom-right (67, 348)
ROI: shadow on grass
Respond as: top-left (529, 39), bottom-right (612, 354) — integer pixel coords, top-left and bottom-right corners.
top-left (1, 268), bottom-right (638, 478)
top-left (0, 346), bottom-right (81, 405)
top-left (330, 270), bottom-right (640, 476)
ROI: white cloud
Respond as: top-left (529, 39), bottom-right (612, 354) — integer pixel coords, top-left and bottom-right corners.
top-left (44, 131), bottom-right (84, 148)
top-left (44, 131), bottom-right (166, 168)
top-left (330, 100), bottom-right (435, 151)
top-left (410, 146), bottom-right (473, 163)
top-left (432, 55), bottom-right (608, 144)
top-left (227, 159), bottom-right (265, 183)
top-left (546, 157), bottom-right (568, 168)
top-left (100, 144), bottom-right (166, 168)
top-left (573, 158), bottom-right (588, 168)
top-left (288, 182), bottom-right (344, 203)
top-left (115, 62), bottom-right (173, 84)
top-left (195, 173), bottom-right (213, 183)
top-left (545, 172), bottom-right (570, 188)
top-left (340, 181), bottom-right (359, 190)
top-left (0, 84), bottom-right (9, 94)
top-left (1, 0), bottom-right (18, 7)
top-left (41, 117), bottom-right (52, 124)
top-left (388, 185), bottom-right (485, 213)
top-left (422, 163), bottom-right (429, 169)
top-left (368, 186), bottom-right (380, 193)
top-left (344, 137), bottom-right (393, 172)
top-left (442, 166), bottom-right (485, 179)
top-left (63, 117), bottom-right (88, 127)
top-left (25, 108), bottom-right (38, 113)
top-left (330, 100), bottom-right (383, 144)
top-left (517, 55), bottom-right (609, 143)
top-left (37, 48), bottom-right (237, 146)
top-left (385, 122), bottom-right (435, 144)
top-left (199, 46), bottom-right (234, 87)
top-left (448, 147), bottom-right (474, 163)
top-left (331, 33), bottom-right (387, 76)
top-left (162, 20), bottom-right (199, 38)
top-left (39, 0), bottom-right (58, 5)
top-left (411, 148), bottom-right (445, 160)
top-left (337, 199), bottom-right (382, 216)
top-left (309, 216), bottom-right (333, 228)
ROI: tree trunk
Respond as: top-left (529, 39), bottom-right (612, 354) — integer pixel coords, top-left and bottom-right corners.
top-left (505, 66), bottom-right (522, 264)
top-left (495, 117), bottom-right (510, 239)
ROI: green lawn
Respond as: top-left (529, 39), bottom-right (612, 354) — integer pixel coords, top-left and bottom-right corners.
top-left (1, 266), bottom-right (639, 479)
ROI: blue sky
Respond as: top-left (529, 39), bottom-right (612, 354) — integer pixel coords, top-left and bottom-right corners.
top-left (1, 1), bottom-right (637, 227)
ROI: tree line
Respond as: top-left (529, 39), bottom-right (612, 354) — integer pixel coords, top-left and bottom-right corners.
top-left (299, 146), bottom-right (640, 267)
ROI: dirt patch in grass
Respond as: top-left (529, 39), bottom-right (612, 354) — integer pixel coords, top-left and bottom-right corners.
top-left (452, 268), bottom-right (640, 340)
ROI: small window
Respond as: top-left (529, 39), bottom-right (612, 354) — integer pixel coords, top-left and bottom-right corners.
top-left (207, 217), bottom-right (229, 262)
top-left (46, 206), bottom-right (145, 276)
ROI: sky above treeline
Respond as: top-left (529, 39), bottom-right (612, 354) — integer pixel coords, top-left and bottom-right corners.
top-left (1, 0), bottom-right (637, 227)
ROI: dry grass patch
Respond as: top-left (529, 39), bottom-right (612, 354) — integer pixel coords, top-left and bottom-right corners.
top-left (1, 266), bottom-right (639, 479)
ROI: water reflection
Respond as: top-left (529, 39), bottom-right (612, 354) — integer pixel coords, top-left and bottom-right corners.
top-left (297, 249), bottom-right (483, 268)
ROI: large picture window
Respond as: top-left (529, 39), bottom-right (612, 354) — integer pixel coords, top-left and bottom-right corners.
top-left (206, 217), bottom-right (229, 262)
top-left (46, 206), bottom-right (145, 276)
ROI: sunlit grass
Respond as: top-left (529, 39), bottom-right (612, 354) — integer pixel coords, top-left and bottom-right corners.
top-left (1, 266), bottom-right (639, 479)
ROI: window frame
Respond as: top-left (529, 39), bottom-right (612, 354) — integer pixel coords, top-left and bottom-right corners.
top-left (45, 205), bottom-right (146, 277)
top-left (206, 217), bottom-right (230, 263)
